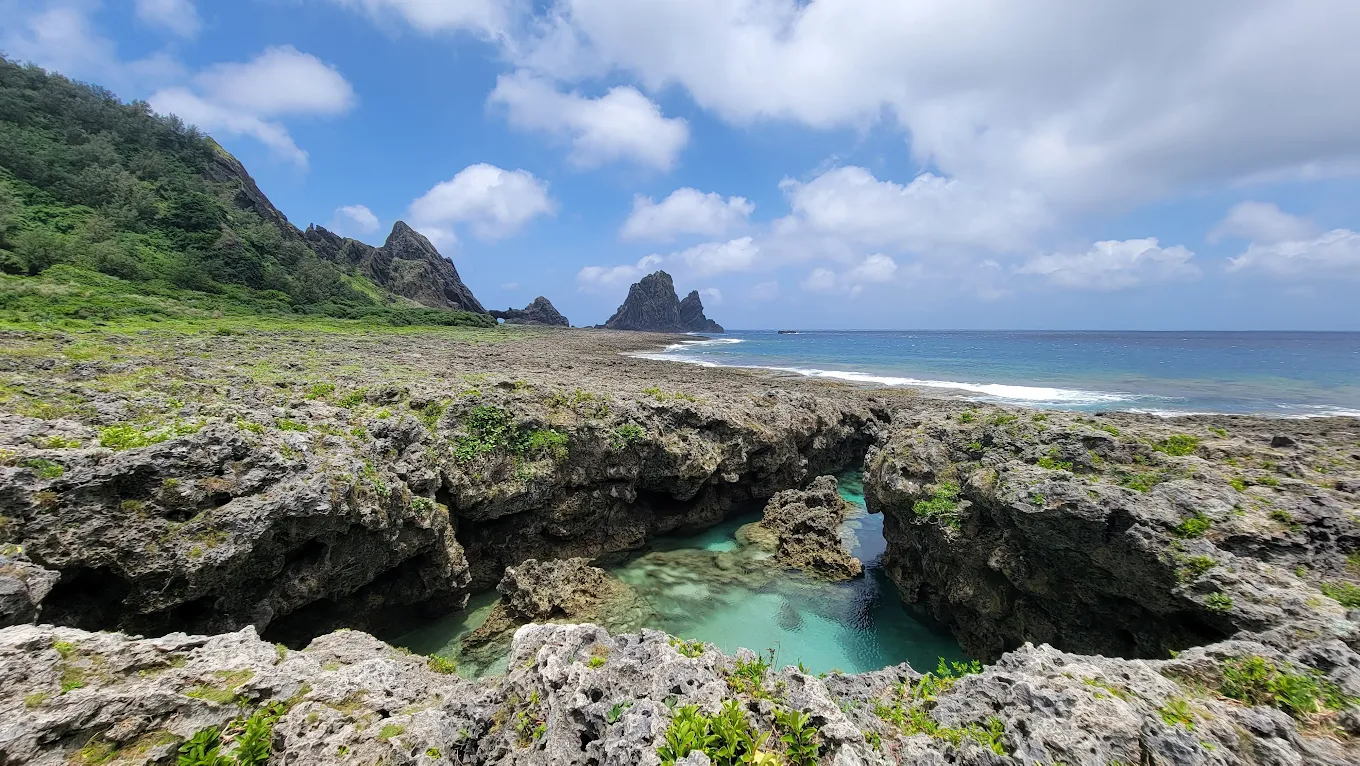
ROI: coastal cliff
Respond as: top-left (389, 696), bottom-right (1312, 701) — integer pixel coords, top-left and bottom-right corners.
top-left (1, 326), bottom-right (1359, 764)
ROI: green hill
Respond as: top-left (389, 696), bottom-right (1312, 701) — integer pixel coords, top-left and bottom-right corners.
top-left (0, 56), bottom-right (492, 329)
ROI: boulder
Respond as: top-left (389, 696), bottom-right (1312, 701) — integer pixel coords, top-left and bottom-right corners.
top-left (746, 475), bottom-right (863, 580)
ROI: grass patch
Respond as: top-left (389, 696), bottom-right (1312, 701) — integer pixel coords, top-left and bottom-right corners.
top-left (1173, 512), bottom-right (1213, 539)
top-left (1320, 581), bottom-right (1360, 608)
top-left (1220, 656), bottom-right (1355, 721)
top-left (99, 420), bottom-right (199, 449)
top-left (1154, 434), bottom-right (1200, 456)
top-left (912, 481), bottom-right (963, 529)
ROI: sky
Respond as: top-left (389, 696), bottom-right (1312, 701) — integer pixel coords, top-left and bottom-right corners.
top-left (3, 0), bottom-right (1360, 330)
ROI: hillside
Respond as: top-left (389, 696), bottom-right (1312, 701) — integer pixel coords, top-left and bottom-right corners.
top-left (0, 57), bottom-right (490, 328)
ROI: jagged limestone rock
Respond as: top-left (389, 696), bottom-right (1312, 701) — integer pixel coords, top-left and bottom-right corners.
top-left (602, 272), bottom-right (723, 333)
top-left (490, 296), bottom-right (570, 326)
top-left (303, 221), bottom-right (486, 312)
top-left (742, 475), bottom-right (863, 580)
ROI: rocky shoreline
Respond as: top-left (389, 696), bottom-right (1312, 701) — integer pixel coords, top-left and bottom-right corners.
top-left (2, 324), bottom-right (1359, 764)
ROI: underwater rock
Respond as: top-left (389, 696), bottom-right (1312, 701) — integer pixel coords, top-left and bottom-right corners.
top-left (751, 475), bottom-right (864, 580)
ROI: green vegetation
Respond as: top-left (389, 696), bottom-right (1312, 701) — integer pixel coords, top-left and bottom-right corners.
top-left (912, 481), bottom-right (963, 529)
top-left (305, 382), bottom-right (334, 400)
top-left (453, 405), bottom-right (569, 464)
top-left (1154, 434), bottom-right (1200, 456)
top-left (1118, 470), bottom-right (1164, 493)
top-left (0, 57), bottom-right (492, 330)
top-left (642, 386), bottom-right (699, 403)
top-left (21, 457), bottom-right (63, 478)
top-left (1036, 453), bottom-right (1073, 471)
top-left (774, 709), bottom-right (821, 766)
top-left (588, 655), bottom-right (607, 669)
top-left (1219, 656), bottom-right (1355, 721)
top-left (606, 701), bottom-right (633, 725)
top-left (427, 655), bottom-right (457, 674)
top-left (1173, 512), bottom-right (1213, 539)
top-left (1205, 593), bottom-right (1234, 611)
top-left (727, 650), bottom-right (773, 697)
top-left (872, 658), bottom-right (1003, 754)
top-left (957, 411), bottom-right (975, 423)
top-left (99, 420), bottom-right (199, 449)
top-left (658, 700), bottom-right (774, 766)
top-left (989, 413), bottom-right (1018, 426)
top-left (1177, 555), bottom-right (1216, 583)
top-left (1320, 581), bottom-right (1360, 608)
top-left (274, 418), bottom-right (307, 432)
top-left (611, 423), bottom-right (646, 449)
top-left (1158, 698), bottom-right (1196, 729)
top-left (177, 701), bottom-right (283, 766)
top-left (670, 637), bottom-right (705, 658)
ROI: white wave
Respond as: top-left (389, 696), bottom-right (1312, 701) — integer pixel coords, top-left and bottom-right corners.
top-left (657, 337), bottom-right (745, 352)
top-left (757, 366), bottom-right (1136, 405)
top-left (1274, 405), bottom-right (1360, 419)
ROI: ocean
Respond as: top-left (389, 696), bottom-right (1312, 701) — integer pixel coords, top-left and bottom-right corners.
top-left (640, 330), bottom-right (1360, 417)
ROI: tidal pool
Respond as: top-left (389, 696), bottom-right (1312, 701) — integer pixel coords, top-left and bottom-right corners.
top-left (394, 472), bottom-right (964, 677)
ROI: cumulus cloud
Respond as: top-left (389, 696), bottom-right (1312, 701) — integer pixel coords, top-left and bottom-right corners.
top-left (2, 5), bottom-right (183, 89)
top-left (771, 167), bottom-right (1049, 260)
top-left (801, 254), bottom-right (899, 295)
top-left (194, 46), bottom-right (355, 116)
top-left (326, 0), bottom-right (518, 38)
top-left (135, 0), bottom-right (201, 38)
top-left (576, 254), bottom-right (664, 291)
top-left (490, 70), bottom-right (689, 170)
top-left (504, 0), bottom-right (1360, 208)
top-left (675, 237), bottom-right (759, 276)
top-left (620, 188), bottom-right (753, 241)
top-left (331, 204), bottom-right (380, 235)
top-left (1208, 201), bottom-right (1319, 244)
top-left (408, 163), bottom-right (555, 246)
top-left (149, 47), bottom-right (356, 167)
top-left (1016, 238), bottom-right (1199, 290)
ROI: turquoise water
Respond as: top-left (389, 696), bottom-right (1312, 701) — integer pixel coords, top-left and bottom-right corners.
top-left (394, 472), bottom-right (963, 677)
top-left (641, 330), bottom-right (1360, 416)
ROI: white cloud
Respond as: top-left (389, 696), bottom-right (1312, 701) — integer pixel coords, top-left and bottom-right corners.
top-left (509, 0), bottom-right (1360, 208)
top-left (332, 204), bottom-right (380, 235)
top-left (489, 70), bottom-right (689, 170)
top-left (502, 282), bottom-right (520, 289)
top-left (749, 281), bottom-right (779, 302)
top-left (771, 167), bottom-right (1049, 260)
top-left (135, 0), bottom-right (201, 38)
top-left (699, 287), bottom-right (722, 305)
top-left (196, 46), bottom-right (355, 117)
top-left (801, 254), bottom-right (899, 295)
top-left (326, 0), bottom-right (517, 38)
top-left (576, 254), bottom-right (663, 291)
top-left (676, 237), bottom-right (759, 276)
top-left (1227, 230), bottom-right (1360, 278)
top-left (148, 88), bottom-right (309, 165)
top-left (1016, 238), bottom-right (1199, 290)
top-left (2, 5), bottom-right (184, 88)
top-left (621, 188), bottom-right (753, 241)
top-left (1208, 201), bottom-right (1319, 244)
top-left (148, 47), bottom-right (356, 167)
top-left (408, 163), bottom-right (555, 245)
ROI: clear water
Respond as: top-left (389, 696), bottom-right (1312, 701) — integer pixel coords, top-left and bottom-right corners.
top-left (393, 472), bottom-right (964, 678)
top-left (639, 330), bottom-right (1360, 417)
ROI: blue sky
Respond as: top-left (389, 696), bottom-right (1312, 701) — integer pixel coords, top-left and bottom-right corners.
top-left (4, 0), bottom-right (1360, 330)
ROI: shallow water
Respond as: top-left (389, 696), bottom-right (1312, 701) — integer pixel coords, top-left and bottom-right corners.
top-left (393, 472), bottom-right (963, 678)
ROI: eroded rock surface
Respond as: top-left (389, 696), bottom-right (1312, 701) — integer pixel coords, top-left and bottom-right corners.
top-left (0, 546), bottom-right (58, 627)
top-left (3, 621), bottom-right (1358, 765)
top-left (0, 329), bottom-right (877, 642)
top-left (866, 406), bottom-right (1360, 661)
top-left (744, 475), bottom-right (863, 579)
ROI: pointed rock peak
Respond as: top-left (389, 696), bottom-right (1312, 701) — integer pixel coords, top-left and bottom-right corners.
top-left (384, 220), bottom-right (436, 252)
top-left (603, 271), bottom-right (723, 333)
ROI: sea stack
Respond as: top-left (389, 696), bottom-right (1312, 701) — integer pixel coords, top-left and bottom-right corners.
top-left (602, 271), bottom-right (724, 332)
top-left (489, 296), bottom-right (569, 326)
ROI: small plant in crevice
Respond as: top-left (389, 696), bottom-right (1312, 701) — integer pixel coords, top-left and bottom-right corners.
top-left (177, 701), bottom-right (284, 766)
top-left (428, 654), bottom-right (457, 674)
top-left (912, 481), bottom-right (963, 529)
top-left (1176, 555), bottom-right (1216, 583)
top-left (657, 700), bottom-right (771, 766)
top-left (728, 650), bottom-right (774, 697)
top-left (606, 701), bottom-right (633, 724)
top-left (669, 637), bottom-right (705, 659)
top-left (611, 423), bottom-right (645, 450)
top-left (1173, 512), bottom-right (1213, 539)
top-left (774, 709), bottom-right (821, 766)
top-left (1158, 698), bottom-right (1196, 729)
top-left (871, 658), bottom-right (1002, 754)
top-left (1205, 592), bottom-right (1234, 611)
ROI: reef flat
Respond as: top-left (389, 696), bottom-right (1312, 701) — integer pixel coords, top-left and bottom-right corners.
top-left (2, 321), bottom-right (1359, 764)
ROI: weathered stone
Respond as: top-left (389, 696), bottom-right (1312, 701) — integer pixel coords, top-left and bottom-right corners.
top-left (303, 221), bottom-right (486, 312)
top-left (602, 272), bottom-right (723, 333)
top-left (490, 296), bottom-right (570, 326)
top-left (744, 475), bottom-right (863, 580)
top-left (0, 546), bottom-right (58, 627)
top-left (679, 291), bottom-right (723, 333)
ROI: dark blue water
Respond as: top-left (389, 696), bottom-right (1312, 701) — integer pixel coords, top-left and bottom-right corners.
top-left (641, 331), bottom-right (1360, 416)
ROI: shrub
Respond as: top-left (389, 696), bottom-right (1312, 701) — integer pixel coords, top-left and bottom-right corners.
top-left (1036, 454), bottom-right (1073, 472)
top-left (1205, 593), bottom-right (1233, 610)
top-left (611, 423), bottom-right (645, 449)
top-left (1177, 555), bottom-right (1216, 583)
top-left (22, 458), bottom-right (63, 478)
top-left (305, 383), bottom-right (334, 400)
top-left (100, 420), bottom-right (199, 450)
top-left (428, 655), bottom-right (457, 674)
